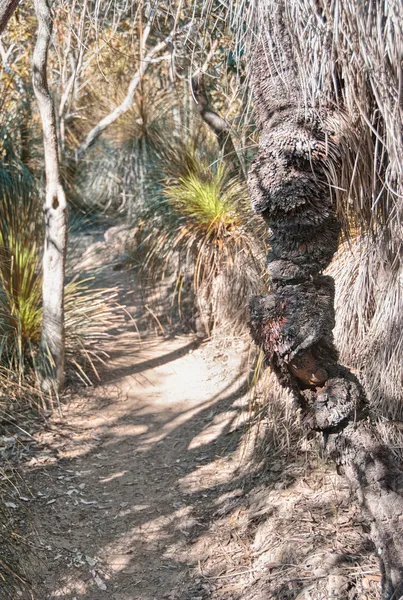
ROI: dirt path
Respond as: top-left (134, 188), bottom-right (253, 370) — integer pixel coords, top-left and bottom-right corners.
top-left (25, 328), bottom-right (251, 599)
top-left (17, 231), bottom-right (381, 600)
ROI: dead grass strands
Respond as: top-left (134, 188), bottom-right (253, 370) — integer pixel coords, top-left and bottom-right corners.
top-left (329, 237), bottom-right (403, 420)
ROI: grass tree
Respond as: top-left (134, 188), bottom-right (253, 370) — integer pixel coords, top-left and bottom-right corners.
top-left (32, 0), bottom-right (67, 392)
top-left (247, 1), bottom-right (403, 597)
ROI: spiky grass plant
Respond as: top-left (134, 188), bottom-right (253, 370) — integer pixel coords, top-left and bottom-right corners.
top-left (0, 131), bottom-right (43, 371)
top-left (131, 146), bottom-right (265, 334)
top-left (0, 238), bottom-right (42, 372)
top-left (0, 137), bottom-right (122, 389)
top-left (164, 165), bottom-right (251, 289)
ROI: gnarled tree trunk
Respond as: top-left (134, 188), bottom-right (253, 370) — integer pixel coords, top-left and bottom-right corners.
top-left (248, 30), bottom-right (403, 600)
top-left (33, 0), bottom-right (67, 392)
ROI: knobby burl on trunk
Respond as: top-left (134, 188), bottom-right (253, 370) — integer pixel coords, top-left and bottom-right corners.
top-left (248, 39), bottom-right (403, 598)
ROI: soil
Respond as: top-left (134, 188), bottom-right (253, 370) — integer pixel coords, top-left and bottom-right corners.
top-left (6, 227), bottom-right (382, 600)
top-left (25, 333), bottom-right (251, 600)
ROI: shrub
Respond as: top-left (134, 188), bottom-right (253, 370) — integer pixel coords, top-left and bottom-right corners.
top-left (129, 143), bottom-right (265, 334)
top-left (0, 142), bottom-right (122, 389)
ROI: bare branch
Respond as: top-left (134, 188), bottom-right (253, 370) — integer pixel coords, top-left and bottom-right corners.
top-left (191, 71), bottom-right (244, 179)
top-left (0, 0), bottom-right (19, 35)
top-left (76, 24), bottom-right (185, 160)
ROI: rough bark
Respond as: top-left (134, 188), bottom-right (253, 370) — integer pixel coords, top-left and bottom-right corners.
top-left (191, 72), bottom-right (244, 179)
top-left (248, 36), bottom-right (403, 600)
top-left (33, 0), bottom-right (67, 392)
top-left (0, 0), bottom-right (19, 34)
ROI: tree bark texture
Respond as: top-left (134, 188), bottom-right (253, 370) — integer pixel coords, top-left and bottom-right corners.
top-left (248, 35), bottom-right (403, 599)
top-left (0, 0), bottom-right (19, 34)
top-left (33, 0), bottom-right (67, 392)
top-left (191, 73), bottom-right (244, 179)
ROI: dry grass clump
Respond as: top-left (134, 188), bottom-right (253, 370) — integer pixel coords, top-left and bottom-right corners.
top-left (329, 237), bottom-right (403, 420)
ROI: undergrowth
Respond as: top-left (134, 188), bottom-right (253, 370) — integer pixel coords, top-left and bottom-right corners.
top-left (126, 134), bottom-right (265, 335)
top-left (0, 131), bottom-right (123, 396)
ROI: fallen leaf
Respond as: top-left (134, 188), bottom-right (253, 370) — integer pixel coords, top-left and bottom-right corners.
top-left (94, 574), bottom-right (107, 590)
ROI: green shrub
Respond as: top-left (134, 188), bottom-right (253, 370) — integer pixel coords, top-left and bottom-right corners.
top-left (128, 144), bottom-right (264, 334)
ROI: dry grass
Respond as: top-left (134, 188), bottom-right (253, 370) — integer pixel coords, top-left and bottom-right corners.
top-left (329, 237), bottom-right (403, 419)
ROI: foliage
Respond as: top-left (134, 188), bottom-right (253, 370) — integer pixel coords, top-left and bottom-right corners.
top-left (127, 135), bottom-right (264, 334)
top-left (0, 130), bottom-right (42, 368)
top-left (163, 165), bottom-right (250, 288)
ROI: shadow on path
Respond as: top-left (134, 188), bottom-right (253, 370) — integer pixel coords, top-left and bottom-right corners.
top-left (24, 336), bottom-right (256, 600)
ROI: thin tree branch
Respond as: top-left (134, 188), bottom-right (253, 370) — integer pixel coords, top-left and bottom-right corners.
top-left (0, 0), bottom-right (19, 35)
top-left (76, 23), bottom-right (186, 160)
top-left (191, 42), bottom-right (244, 179)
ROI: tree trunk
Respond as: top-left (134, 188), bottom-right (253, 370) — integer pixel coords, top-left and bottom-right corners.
top-left (32, 0), bottom-right (67, 392)
top-left (0, 0), bottom-right (19, 34)
top-left (248, 34), bottom-right (403, 600)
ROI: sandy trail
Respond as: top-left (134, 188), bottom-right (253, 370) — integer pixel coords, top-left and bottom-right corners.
top-left (26, 327), bottom-right (250, 599)
top-left (19, 231), bottom-right (380, 600)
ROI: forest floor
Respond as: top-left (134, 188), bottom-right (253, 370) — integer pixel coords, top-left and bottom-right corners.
top-left (6, 225), bottom-right (381, 600)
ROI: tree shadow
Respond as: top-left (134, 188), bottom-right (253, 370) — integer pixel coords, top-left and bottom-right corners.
top-left (19, 337), bottom-right (255, 599)
top-left (17, 335), bottom-right (380, 600)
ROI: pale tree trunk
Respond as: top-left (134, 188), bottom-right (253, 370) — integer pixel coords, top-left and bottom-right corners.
top-left (248, 33), bottom-right (403, 600)
top-left (0, 0), bottom-right (19, 34)
top-left (33, 0), bottom-right (67, 392)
